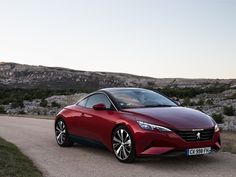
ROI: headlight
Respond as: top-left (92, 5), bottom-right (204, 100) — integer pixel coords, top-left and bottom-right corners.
top-left (214, 124), bottom-right (219, 132)
top-left (137, 121), bottom-right (172, 132)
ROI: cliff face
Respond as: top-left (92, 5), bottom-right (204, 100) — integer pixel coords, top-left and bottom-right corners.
top-left (0, 62), bottom-right (236, 90)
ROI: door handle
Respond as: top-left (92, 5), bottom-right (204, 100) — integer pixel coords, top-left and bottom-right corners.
top-left (81, 113), bottom-right (92, 118)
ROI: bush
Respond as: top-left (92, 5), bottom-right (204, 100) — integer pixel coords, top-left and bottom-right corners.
top-left (158, 84), bottom-right (229, 99)
top-left (19, 110), bottom-right (26, 114)
top-left (196, 106), bottom-right (203, 112)
top-left (205, 99), bottom-right (214, 105)
top-left (223, 105), bottom-right (235, 116)
top-left (212, 113), bottom-right (224, 123)
top-left (51, 101), bottom-right (61, 108)
top-left (11, 101), bottom-right (24, 109)
top-left (40, 99), bottom-right (48, 107)
top-left (147, 81), bottom-right (155, 87)
top-left (189, 101), bottom-right (197, 106)
top-left (183, 97), bottom-right (190, 106)
top-left (229, 93), bottom-right (236, 99)
top-left (0, 88), bottom-right (80, 105)
top-left (0, 106), bottom-right (6, 114)
top-left (196, 99), bottom-right (204, 106)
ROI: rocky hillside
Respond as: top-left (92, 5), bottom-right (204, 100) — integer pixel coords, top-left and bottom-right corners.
top-left (0, 62), bottom-right (236, 131)
top-left (2, 90), bottom-right (236, 131)
top-left (1, 62), bottom-right (236, 90)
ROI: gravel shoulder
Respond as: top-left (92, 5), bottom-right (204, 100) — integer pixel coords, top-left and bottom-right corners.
top-left (0, 116), bottom-right (236, 177)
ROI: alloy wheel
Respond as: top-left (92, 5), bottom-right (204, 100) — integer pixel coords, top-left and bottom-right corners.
top-left (112, 128), bottom-right (132, 160)
top-left (55, 120), bottom-right (66, 145)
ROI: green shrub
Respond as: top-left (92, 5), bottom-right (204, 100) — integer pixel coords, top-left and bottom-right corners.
top-left (0, 106), bottom-right (6, 114)
top-left (196, 99), bottom-right (204, 106)
top-left (189, 101), bottom-right (197, 106)
top-left (196, 106), bottom-right (203, 112)
top-left (229, 93), bottom-right (236, 99)
top-left (183, 97), bottom-right (190, 106)
top-left (223, 105), bottom-right (235, 116)
top-left (51, 101), bottom-right (61, 108)
top-left (40, 99), bottom-right (48, 107)
top-left (158, 84), bottom-right (230, 99)
top-left (212, 113), bottom-right (224, 123)
top-left (19, 110), bottom-right (26, 114)
top-left (11, 101), bottom-right (24, 109)
top-left (0, 88), bottom-right (81, 105)
top-left (206, 99), bottom-right (214, 105)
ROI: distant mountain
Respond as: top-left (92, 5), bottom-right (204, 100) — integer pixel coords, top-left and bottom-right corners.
top-left (0, 62), bottom-right (235, 90)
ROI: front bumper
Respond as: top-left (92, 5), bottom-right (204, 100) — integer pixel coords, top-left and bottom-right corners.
top-left (134, 129), bottom-right (221, 156)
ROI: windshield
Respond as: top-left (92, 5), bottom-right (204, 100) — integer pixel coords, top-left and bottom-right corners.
top-left (110, 89), bottom-right (177, 109)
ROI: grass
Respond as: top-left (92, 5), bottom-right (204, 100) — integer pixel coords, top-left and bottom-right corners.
top-left (0, 137), bottom-right (42, 177)
top-left (221, 131), bottom-right (236, 154)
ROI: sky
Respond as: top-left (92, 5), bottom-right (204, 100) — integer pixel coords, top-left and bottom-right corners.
top-left (0, 0), bottom-right (235, 79)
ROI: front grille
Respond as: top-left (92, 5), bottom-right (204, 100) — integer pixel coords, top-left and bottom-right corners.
top-left (175, 128), bottom-right (214, 142)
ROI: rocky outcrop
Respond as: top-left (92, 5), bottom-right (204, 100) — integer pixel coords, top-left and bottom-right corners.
top-left (219, 116), bottom-right (236, 131)
top-left (182, 89), bottom-right (236, 115)
top-left (3, 93), bottom-right (87, 116)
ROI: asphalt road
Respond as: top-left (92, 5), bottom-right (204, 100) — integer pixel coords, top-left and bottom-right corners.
top-left (0, 116), bottom-right (235, 177)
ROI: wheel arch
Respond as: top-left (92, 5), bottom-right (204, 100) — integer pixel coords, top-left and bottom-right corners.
top-left (112, 122), bottom-right (135, 136)
top-left (55, 115), bottom-right (67, 128)
top-left (111, 122), bottom-right (136, 146)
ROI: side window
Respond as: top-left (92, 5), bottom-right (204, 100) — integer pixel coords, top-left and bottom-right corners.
top-left (78, 98), bottom-right (88, 107)
top-left (85, 94), bottom-right (113, 109)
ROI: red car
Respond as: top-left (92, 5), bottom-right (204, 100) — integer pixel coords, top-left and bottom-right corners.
top-left (55, 88), bottom-right (221, 162)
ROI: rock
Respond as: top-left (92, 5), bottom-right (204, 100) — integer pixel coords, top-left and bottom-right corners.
top-left (219, 116), bottom-right (236, 131)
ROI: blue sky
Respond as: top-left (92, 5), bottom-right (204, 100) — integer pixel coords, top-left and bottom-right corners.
top-left (0, 0), bottom-right (235, 78)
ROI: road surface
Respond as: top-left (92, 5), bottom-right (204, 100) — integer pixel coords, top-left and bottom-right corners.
top-left (0, 116), bottom-right (235, 177)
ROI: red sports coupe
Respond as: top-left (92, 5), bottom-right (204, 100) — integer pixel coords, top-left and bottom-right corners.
top-left (55, 88), bottom-right (221, 162)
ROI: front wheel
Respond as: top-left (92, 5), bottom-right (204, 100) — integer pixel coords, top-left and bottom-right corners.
top-left (55, 119), bottom-right (73, 147)
top-left (112, 125), bottom-right (136, 163)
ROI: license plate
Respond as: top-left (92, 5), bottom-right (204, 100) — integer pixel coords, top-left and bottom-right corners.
top-left (186, 147), bottom-right (211, 156)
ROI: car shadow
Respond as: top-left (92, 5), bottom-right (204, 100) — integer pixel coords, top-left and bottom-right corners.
top-left (72, 142), bottom-right (219, 168)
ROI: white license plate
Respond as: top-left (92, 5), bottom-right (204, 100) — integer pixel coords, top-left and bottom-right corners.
top-left (186, 147), bottom-right (211, 156)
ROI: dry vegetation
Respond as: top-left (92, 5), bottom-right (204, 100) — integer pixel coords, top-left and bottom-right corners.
top-left (221, 131), bottom-right (236, 154)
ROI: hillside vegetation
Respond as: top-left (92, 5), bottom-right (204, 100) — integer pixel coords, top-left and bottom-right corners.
top-left (0, 62), bottom-right (235, 131)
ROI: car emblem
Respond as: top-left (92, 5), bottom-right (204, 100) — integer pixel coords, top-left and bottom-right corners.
top-left (196, 132), bottom-right (201, 139)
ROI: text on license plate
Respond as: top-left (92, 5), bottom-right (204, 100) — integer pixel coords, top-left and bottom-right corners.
top-left (187, 147), bottom-right (211, 156)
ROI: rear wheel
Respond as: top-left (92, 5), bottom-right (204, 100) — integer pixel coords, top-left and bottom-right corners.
top-left (112, 125), bottom-right (136, 163)
top-left (55, 119), bottom-right (73, 147)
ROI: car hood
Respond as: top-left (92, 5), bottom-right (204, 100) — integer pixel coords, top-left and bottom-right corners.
top-left (122, 107), bottom-right (214, 129)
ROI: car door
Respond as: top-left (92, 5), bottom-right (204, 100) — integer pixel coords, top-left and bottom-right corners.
top-left (75, 93), bottom-right (116, 142)
top-left (70, 97), bottom-right (89, 136)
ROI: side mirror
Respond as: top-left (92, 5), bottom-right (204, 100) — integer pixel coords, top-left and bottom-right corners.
top-left (93, 103), bottom-right (106, 110)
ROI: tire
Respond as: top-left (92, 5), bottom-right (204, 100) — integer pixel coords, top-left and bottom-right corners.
top-left (112, 125), bottom-right (136, 163)
top-left (55, 119), bottom-right (73, 147)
